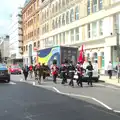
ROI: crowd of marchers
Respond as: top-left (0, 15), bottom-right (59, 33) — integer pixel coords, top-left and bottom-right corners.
top-left (22, 59), bottom-right (96, 87)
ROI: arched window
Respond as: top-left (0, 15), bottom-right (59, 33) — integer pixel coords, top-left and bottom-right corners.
top-left (75, 6), bottom-right (79, 20)
top-left (70, 9), bottom-right (74, 22)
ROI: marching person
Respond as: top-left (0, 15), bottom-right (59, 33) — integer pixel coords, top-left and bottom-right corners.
top-left (60, 60), bottom-right (68, 84)
top-left (86, 61), bottom-right (94, 87)
top-left (29, 64), bottom-right (33, 78)
top-left (68, 61), bottom-right (75, 87)
top-left (23, 64), bottom-right (29, 81)
top-left (76, 61), bottom-right (84, 87)
top-left (51, 60), bottom-right (58, 83)
top-left (37, 62), bottom-right (43, 84)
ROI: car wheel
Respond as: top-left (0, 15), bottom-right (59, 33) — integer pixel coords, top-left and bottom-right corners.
top-left (6, 78), bottom-right (10, 83)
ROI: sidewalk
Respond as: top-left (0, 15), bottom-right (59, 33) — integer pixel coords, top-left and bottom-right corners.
top-left (99, 75), bottom-right (120, 86)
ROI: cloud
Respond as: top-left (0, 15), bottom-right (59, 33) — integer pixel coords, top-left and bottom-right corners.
top-left (0, 0), bottom-right (25, 35)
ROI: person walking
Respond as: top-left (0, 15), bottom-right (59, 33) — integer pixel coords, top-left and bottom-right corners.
top-left (86, 61), bottom-right (94, 87)
top-left (68, 61), bottom-right (75, 87)
top-left (23, 64), bottom-right (29, 81)
top-left (29, 64), bottom-right (33, 78)
top-left (76, 61), bottom-right (84, 87)
top-left (107, 61), bottom-right (113, 79)
top-left (37, 63), bottom-right (43, 84)
top-left (51, 60), bottom-right (58, 83)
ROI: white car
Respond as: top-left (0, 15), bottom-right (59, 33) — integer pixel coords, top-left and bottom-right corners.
top-left (74, 62), bottom-right (100, 82)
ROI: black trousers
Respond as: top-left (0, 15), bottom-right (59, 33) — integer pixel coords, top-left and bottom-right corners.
top-left (53, 74), bottom-right (57, 83)
top-left (62, 72), bottom-right (67, 84)
top-left (24, 72), bottom-right (28, 80)
top-left (69, 72), bottom-right (74, 86)
top-left (88, 72), bottom-right (93, 86)
top-left (108, 70), bottom-right (112, 79)
top-left (77, 74), bottom-right (83, 87)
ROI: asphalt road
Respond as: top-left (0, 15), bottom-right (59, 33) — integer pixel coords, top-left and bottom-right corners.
top-left (0, 75), bottom-right (120, 120)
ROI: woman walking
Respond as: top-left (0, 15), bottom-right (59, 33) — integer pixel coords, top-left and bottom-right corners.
top-left (23, 64), bottom-right (29, 80)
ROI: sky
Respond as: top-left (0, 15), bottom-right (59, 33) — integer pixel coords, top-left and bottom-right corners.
top-left (0, 0), bottom-right (25, 35)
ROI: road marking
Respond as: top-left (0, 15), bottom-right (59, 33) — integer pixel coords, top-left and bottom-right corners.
top-left (20, 78), bottom-right (23, 81)
top-left (113, 110), bottom-right (120, 113)
top-left (53, 87), bottom-right (61, 94)
top-left (92, 98), bottom-right (112, 110)
top-left (9, 82), bottom-right (16, 85)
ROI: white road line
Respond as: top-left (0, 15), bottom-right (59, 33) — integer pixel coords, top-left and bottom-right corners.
top-left (113, 110), bottom-right (120, 113)
top-left (53, 87), bottom-right (61, 94)
top-left (92, 98), bottom-right (112, 110)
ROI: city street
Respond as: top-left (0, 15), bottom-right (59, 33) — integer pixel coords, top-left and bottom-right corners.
top-left (0, 75), bottom-right (120, 120)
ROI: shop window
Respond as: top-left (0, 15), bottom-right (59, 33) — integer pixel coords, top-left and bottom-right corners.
top-left (101, 52), bottom-right (104, 68)
top-left (94, 52), bottom-right (98, 61)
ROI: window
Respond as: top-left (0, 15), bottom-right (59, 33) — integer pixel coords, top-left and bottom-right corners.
top-left (37, 41), bottom-right (40, 47)
top-left (62, 0), bottom-right (65, 6)
top-left (59, 0), bottom-right (61, 10)
top-left (37, 28), bottom-right (39, 35)
top-left (24, 46), bottom-right (25, 51)
top-left (71, 29), bottom-right (74, 42)
top-left (75, 6), bottom-right (79, 20)
top-left (34, 42), bottom-right (36, 47)
top-left (99, 0), bottom-right (103, 10)
top-left (99, 20), bottom-right (103, 35)
top-left (46, 24), bottom-right (49, 32)
top-left (92, 21), bottom-right (97, 37)
top-left (70, 9), bottom-right (74, 22)
top-left (52, 20), bottom-right (55, 29)
top-left (88, 24), bottom-right (91, 38)
top-left (56, 18), bottom-right (58, 28)
top-left (92, 0), bottom-right (97, 13)
top-left (56, 35), bottom-right (58, 45)
top-left (47, 8), bottom-right (49, 17)
top-left (87, 0), bottom-right (90, 15)
top-left (101, 52), bottom-right (104, 68)
top-left (62, 14), bottom-right (65, 25)
top-left (59, 16), bottom-right (61, 27)
top-left (75, 27), bottom-right (79, 41)
top-left (66, 11), bottom-right (69, 24)
top-left (37, 14), bottom-right (39, 21)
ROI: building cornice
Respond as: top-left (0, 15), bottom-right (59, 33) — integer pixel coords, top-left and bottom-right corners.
top-left (22, 0), bottom-right (36, 14)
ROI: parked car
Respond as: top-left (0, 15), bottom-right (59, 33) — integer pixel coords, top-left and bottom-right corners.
top-left (9, 65), bottom-right (22, 74)
top-left (0, 63), bottom-right (10, 83)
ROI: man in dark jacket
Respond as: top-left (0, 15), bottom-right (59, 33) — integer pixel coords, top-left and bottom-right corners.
top-left (68, 61), bottom-right (75, 86)
top-left (86, 61), bottom-right (94, 87)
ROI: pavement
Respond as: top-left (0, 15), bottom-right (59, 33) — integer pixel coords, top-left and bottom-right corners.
top-left (0, 75), bottom-right (120, 120)
top-left (99, 76), bottom-right (120, 86)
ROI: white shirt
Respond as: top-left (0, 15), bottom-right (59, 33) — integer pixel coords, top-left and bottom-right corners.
top-left (107, 63), bottom-right (113, 70)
